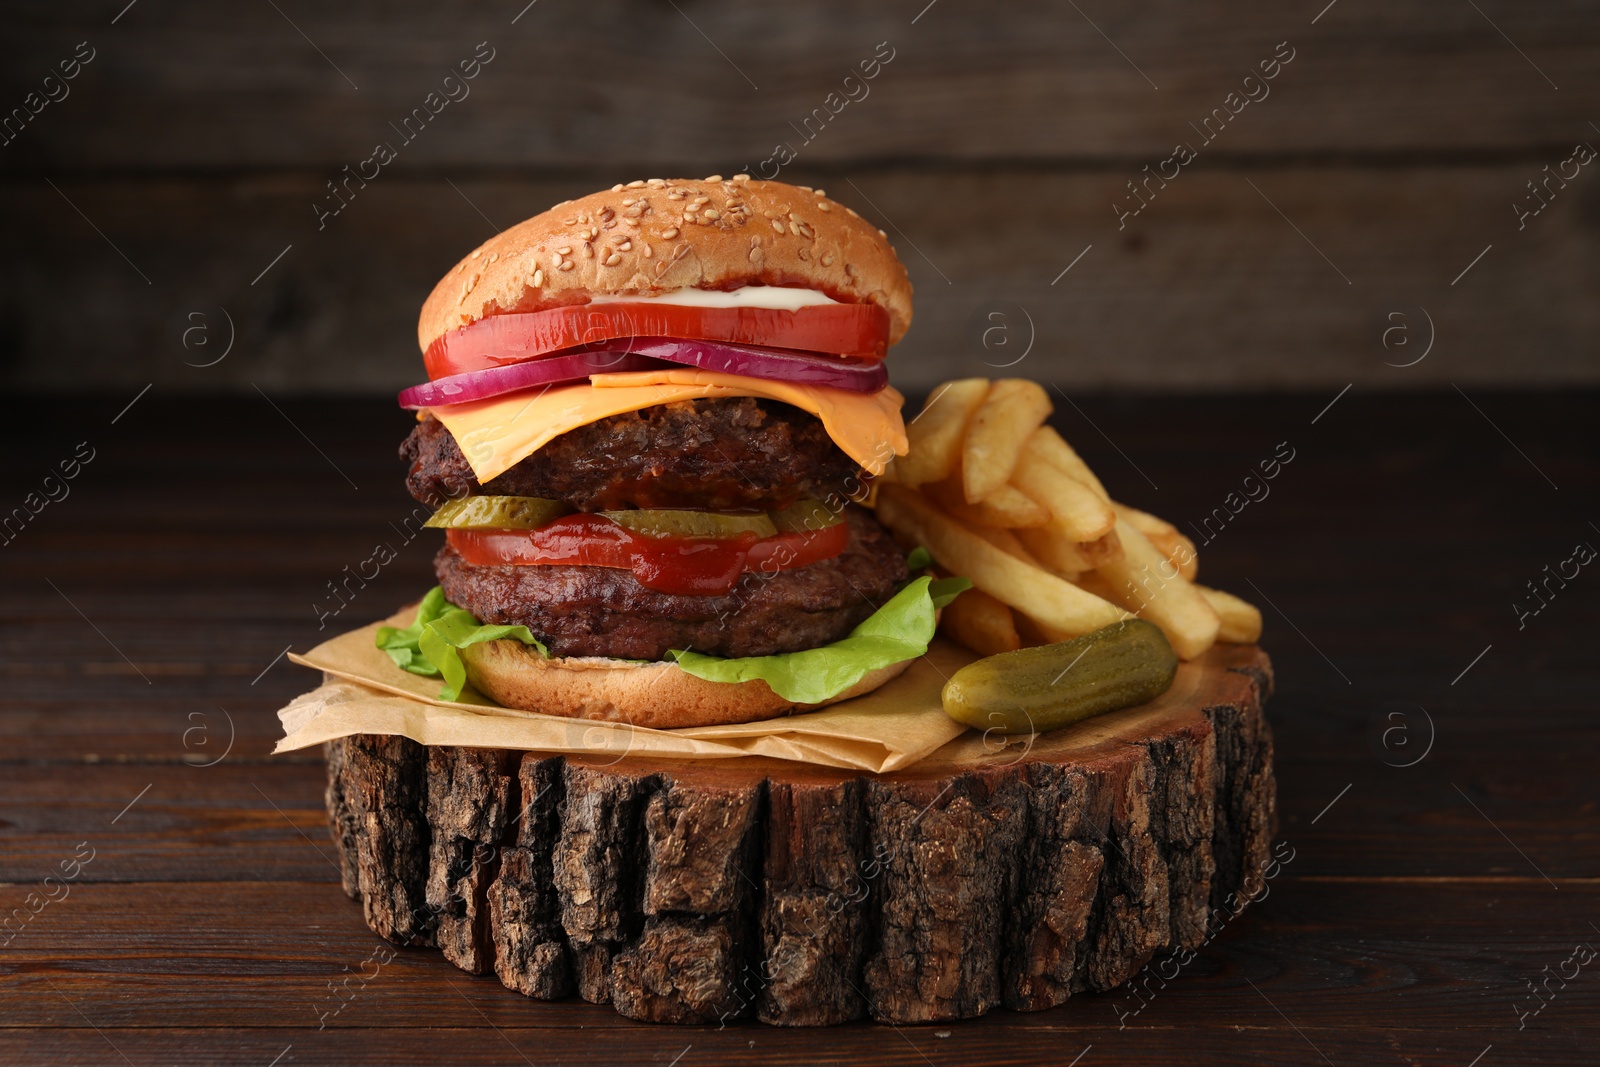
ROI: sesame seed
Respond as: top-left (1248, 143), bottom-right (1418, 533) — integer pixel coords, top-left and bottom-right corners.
top-left (817, 201), bottom-right (830, 212)
top-left (533, 268), bottom-right (544, 286)
top-left (878, 229), bottom-right (887, 238)
top-left (771, 220), bottom-right (785, 233)
top-left (814, 189), bottom-right (826, 197)
top-left (622, 198), bottom-right (636, 207)
top-left (583, 243), bottom-right (594, 258)
top-left (703, 208), bottom-right (720, 220)
top-left (556, 246), bottom-right (572, 255)
top-left (749, 247), bottom-right (763, 263)
top-left (623, 217), bottom-right (640, 228)
top-left (798, 186), bottom-right (813, 193)
top-left (470, 250), bottom-right (481, 259)
top-left (733, 173), bottom-right (751, 182)
top-left (559, 261), bottom-right (575, 271)
top-left (648, 179), bottom-right (666, 188)
top-left (705, 174), bottom-right (722, 182)
top-left (618, 240), bottom-right (632, 251)
top-left (626, 180), bottom-right (646, 188)
top-left (662, 227), bottom-right (680, 239)
top-left (604, 253), bottom-right (623, 266)
top-left (642, 244), bottom-right (653, 258)
top-left (821, 252), bottom-right (835, 266)
top-left (599, 208), bottom-right (615, 220)
top-left (611, 184), bottom-right (625, 192)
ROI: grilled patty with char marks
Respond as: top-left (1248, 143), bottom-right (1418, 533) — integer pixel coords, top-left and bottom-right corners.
top-left (434, 506), bottom-right (908, 661)
top-left (402, 397), bottom-right (864, 513)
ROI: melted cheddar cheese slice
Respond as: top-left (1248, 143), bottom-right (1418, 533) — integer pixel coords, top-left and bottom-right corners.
top-left (425, 369), bottom-right (907, 484)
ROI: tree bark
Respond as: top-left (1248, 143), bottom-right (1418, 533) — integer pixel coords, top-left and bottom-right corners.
top-left (323, 642), bottom-right (1276, 1026)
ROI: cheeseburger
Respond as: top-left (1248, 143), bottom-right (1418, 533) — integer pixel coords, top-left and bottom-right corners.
top-left (382, 176), bottom-right (960, 728)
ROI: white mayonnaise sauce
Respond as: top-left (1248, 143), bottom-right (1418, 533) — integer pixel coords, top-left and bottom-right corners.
top-left (587, 286), bottom-right (839, 310)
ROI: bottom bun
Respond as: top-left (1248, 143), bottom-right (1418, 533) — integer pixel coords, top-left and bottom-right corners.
top-left (461, 640), bottom-right (914, 729)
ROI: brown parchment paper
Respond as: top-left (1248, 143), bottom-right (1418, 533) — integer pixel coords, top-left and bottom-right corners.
top-left (275, 606), bottom-right (975, 774)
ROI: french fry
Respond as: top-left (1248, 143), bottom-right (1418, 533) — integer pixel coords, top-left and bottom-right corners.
top-left (1154, 531), bottom-right (1198, 580)
top-left (1129, 524), bottom-right (1196, 579)
top-left (962, 380), bottom-right (1053, 503)
top-left (1091, 517), bottom-right (1220, 660)
top-left (971, 524), bottom-right (1047, 566)
top-left (1196, 585), bottom-right (1263, 644)
top-left (1114, 503), bottom-right (1176, 537)
top-left (1015, 526), bottom-right (1094, 576)
top-left (896, 379), bottom-right (989, 487)
top-left (925, 472), bottom-right (1051, 528)
top-left (1010, 455), bottom-right (1116, 542)
top-left (1026, 426), bottom-right (1111, 501)
top-left (876, 484), bottom-right (1127, 637)
top-left (939, 587), bottom-right (1022, 656)
top-left (1113, 503), bottom-right (1196, 579)
top-left (1073, 570), bottom-right (1117, 598)
top-left (1075, 529), bottom-right (1124, 567)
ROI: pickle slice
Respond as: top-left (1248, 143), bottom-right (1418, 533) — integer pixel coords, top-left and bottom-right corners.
top-left (941, 619), bottom-right (1178, 735)
top-left (424, 496), bottom-right (572, 530)
top-left (599, 509), bottom-right (778, 540)
top-left (768, 499), bottom-right (845, 534)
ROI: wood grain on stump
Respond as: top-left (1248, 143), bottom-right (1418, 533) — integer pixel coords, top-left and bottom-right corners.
top-left (322, 643), bottom-right (1276, 1026)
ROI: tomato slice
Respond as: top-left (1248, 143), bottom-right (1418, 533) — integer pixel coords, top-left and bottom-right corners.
top-left (425, 303), bottom-right (889, 378)
top-left (446, 515), bottom-right (850, 596)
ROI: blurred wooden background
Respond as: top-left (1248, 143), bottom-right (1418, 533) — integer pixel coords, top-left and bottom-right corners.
top-left (1, 0), bottom-right (1596, 393)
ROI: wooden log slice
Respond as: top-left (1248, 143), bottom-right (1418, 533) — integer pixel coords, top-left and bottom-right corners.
top-left (322, 643), bottom-right (1276, 1026)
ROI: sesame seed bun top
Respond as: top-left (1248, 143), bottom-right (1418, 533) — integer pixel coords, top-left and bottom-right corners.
top-left (417, 176), bottom-right (915, 354)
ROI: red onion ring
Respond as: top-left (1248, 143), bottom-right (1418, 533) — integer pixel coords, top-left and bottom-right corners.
top-left (619, 338), bottom-right (888, 392)
top-left (397, 350), bottom-right (662, 409)
top-left (399, 338), bottom-right (889, 410)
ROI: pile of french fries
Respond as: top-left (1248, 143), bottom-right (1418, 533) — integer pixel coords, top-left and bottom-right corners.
top-left (876, 378), bottom-right (1262, 661)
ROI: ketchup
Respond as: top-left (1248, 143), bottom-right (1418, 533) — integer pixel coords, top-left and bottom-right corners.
top-left (446, 515), bottom-right (849, 596)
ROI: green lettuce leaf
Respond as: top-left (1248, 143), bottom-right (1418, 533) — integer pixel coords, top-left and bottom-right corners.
top-left (377, 574), bottom-right (970, 706)
top-left (666, 575), bottom-right (971, 704)
top-left (376, 586), bottom-right (547, 701)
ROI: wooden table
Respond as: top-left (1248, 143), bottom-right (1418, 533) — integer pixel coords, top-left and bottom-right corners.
top-left (2, 389), bottom-right (1595, 1064)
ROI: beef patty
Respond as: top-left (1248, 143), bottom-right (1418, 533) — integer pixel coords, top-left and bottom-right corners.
top-left (402, 397), bottom-right (864, 512)
top-left (434, 506), bottom-right (909, 660)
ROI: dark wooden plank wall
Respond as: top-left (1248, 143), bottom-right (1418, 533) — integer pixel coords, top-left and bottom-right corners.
top-left (2, 0), bottom-right (1597, 393)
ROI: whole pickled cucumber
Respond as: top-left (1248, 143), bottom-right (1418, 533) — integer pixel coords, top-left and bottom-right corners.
top-left (941, 619), bottom-right (1178, 735)
top-left (424, 496), bottom-right (572, 529)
